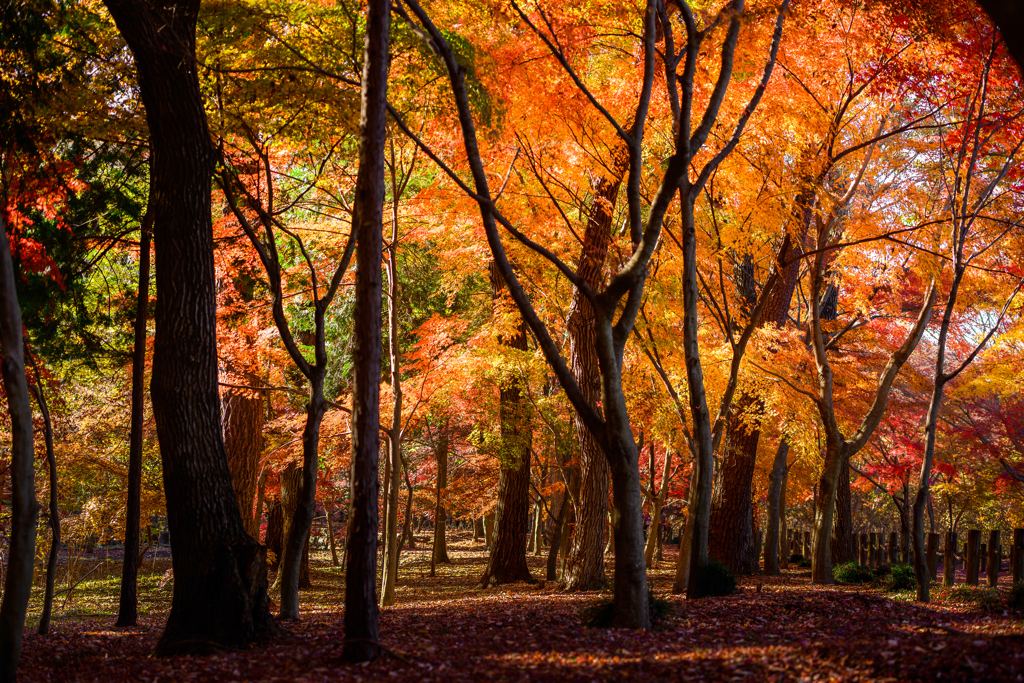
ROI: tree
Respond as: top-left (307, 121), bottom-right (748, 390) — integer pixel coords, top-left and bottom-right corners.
top-left (342, 0), bottom-right (390, 662)
top-left (101, 0), bottom-right (277, 654)
top-left (0, 215), bottom-right (39, 683)
top-left (912, 27), bottom-right (1024, 602)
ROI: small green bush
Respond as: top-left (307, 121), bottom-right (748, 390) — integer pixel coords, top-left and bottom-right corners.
top-left (873, 564), bottom-right (892, 578)
top-left (1007, 581), bottom-right (1024, 610)
top-left (883, 564), bottom-right (916, 591)
top-left (691, 560), bottom-right (737, 598)
top-left (798, 557), bottom-right (812, 568)
top-left (583, 591), bottom-right (672, 628)
top-left (789, 553), bottom-right (804, 564)
top-left (834, 562), bottom-right (874, 584)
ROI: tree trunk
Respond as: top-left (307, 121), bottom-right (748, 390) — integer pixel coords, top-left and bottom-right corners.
top-left (432, 430), bottom-right (451, 564)
top-left (480, 262), bottom-right (534, 586)
top-left (400, 456), bottom-right (415, 551)
top-left (275, 462), bottom-right (311, 601)
top-left (342, 0), bottom-right (389, 660)
top-left (644, 448), bottom-right (672, 568)
top-left (0, 215), bottom-right (38, 682)
top-left (764, 440), bottom-right (788, 575)
top-left (326, 505), bottom-right (340, 567)
top-left (266, 500), bottom-right (283, 568)
top-left (29, 369), bottom-right (58, 636)
top-left (562, 145), bottom-right (628, 592)
top-left (381, 204), bottom-right (404, 605)
top-left (102, 0), bottom-right (278, 654)
top-left (116, 215), bottom-right (151, 628)
top-left (831, 460), bottom-right (855, 565)
top-left (222, 387), bottom-right (264, 539)
top-left (708, 409), bottom-right (759, 573)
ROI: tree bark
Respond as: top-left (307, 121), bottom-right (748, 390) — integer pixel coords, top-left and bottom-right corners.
top-left (831, 459), bottom-right (855, 565)
top-left (0, 215), bottom-right (38, 682)
top-left (708, 410), bottom-right (759, 573)
top-left (763, 440), bottom-right (789, 575)
top-left (274, 462), bottom-right (311, 595)
top-left (117, 212), bottom-right (151, 628)
top-left (342, 0), bottom-right (389, 661)
top-left (266, 500), bottom-right (283, 568)
top-left (222, 387), bottom-right (263, 539)
top-left (432, 429), bottom-right (451, 565)
top-left (480, 262), bottom-right (534, 587)
top-left (102, 0), bottom-right (278, 654)
top-left (29, 364), bottom-right (58, 636)
top-left (561, 143), bottom-right (629, 592)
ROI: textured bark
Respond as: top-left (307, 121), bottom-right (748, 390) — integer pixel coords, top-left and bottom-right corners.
top-left (222, 388), bottom-right (263, 539)
top-left (562, 144), bottom-right (629, 592)
top-left (117, 223), bottom-right (150, 628)
top-left (266, 500), bottom-right (283, 568)
top-left (102, 0), bottom-right (277, 654)
top-left (480, 262), bottom-right (534, 587)
top-left (831, 460), bottom-right (855, 565)
top-left (708, 410), bottom-right (759, 573)
top-left (763, 440), bottom-right (789, 575)
top-left (274, 463), bottom-right (310, 592)
top-left (432, 430), bottom-right (451, 565)
top-left (342, 0), bottom-right (389, 660)
top-left (0, 215), bottom-right (37, 682)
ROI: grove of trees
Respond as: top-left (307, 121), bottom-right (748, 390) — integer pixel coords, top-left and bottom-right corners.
top-left (1, 0), bottom-right (1023, 680)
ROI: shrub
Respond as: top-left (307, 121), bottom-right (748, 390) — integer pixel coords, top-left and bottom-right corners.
top-left (1007, 580), bottom-right (1024, 610)
top-left (691, 560), bottom-right (737, 598)
top-left (834, 562), bottom-right (874, 584)
top-left (883, 564), bottom-right (916, 591)
top-left (873, 564), bottom-right (892, 578)
top-left (798, 557), bottom-right (812, 568)
top-left (978, 590), bottom-right (1004, 612)
top-left (789, 553), bottom-right (804, 564)
top-left (584, 591), bottom-right (672, 628)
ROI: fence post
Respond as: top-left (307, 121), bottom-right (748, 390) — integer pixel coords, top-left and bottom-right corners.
top-left (966, 530), bottom-right (981, 586)
top-left (860, 533), bottom-right (868, 566)
top-left (869, 533), bottom-right (878, 568)
top-left (987, 530), bottom-right (1000, 588)
top-left (803, 531), bottom-right (811, 559)
top-left (943, 531), bottom-right (957, 587)
top-left (926, 532), bottom-right (939, 580)
top-left (888, 532), bottom-right (898, 566)
top-left (1013, 529), bottom-right (1024, 585)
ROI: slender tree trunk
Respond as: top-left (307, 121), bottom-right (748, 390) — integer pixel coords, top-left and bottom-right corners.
top-left (0, 215), bottom-right (38, 682)
top-left (29, 366), bottom-right (58, 636)
top-left (644, 448), bottom-right (672, 568)
top-left (764, 440), bottom-right (789, 575)
top-left (432, 430), bottom-right (451, 564)
top-left (102, 0), bottom-right (278, 653)
top-left (326, 505), bottom-right (340, 567)
top-left (380, 433), bottom-right (401, 605)
top-left (342, 0), bottom-right (389, 660)
top-left (266, 500), bottom-right (283, 569)
top-left (116, 214), bottom-right (151, 628)
top-left (401, 457), bottom-right (415, 551)
top-left (222, 387), bottom-right (264, 539)
top-left (480, 262), bottom-right (534, 586)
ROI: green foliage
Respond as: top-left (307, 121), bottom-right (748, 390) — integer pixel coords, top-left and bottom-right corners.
top-left (691, 561), bottom-right (737, 598)
top-left (833, 562), bottom-right (874, 584)
top-left (978, 590), bottom-right (1004, 612)
top-left (882, 564), bottom-right (916, 591)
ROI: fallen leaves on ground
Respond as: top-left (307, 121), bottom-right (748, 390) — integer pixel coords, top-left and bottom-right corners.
top-left (17, 534), bottom-right (1024, 682)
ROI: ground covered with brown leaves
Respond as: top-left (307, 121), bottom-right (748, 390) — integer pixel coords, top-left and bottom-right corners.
top-left (17, 533), bottom-right (1024, 682)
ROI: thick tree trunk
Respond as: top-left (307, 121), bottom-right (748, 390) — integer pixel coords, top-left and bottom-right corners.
top-left (0, 215), bottom-right (38, 682)
top-left (831, 460), bottom-right (855, 565)
top-left (432, 430), bottom-right (451, 565)
top-left (102, 0), bottom-right (277, 654)
top-left (480, 262), bottom-right (533, 587)
top-left (342, 0), bottom-right (389, 660)
top-left (222, 387), bottom-right (264, 539)
top-left (763, 440), bottom-right (789, 575)
top-left (810, 445), bottom-right (845, 584)
top-left (117, 217), bottom-right (150, 628)
top-left (708, 409), bottom-right (759, 573)
top-left (275, 461), bottom-right (312, 602)
top-left (562, 145), bottom-right (628, 592)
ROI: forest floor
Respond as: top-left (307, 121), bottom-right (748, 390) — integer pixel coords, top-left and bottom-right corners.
top-left (16, 531), bottom-right (1024, 682)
